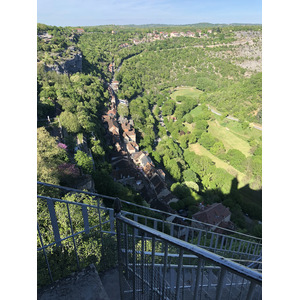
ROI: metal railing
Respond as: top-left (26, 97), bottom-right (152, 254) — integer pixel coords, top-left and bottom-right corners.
top-left (116, 212), bottom-right (262, 300)
top-left (37, 182), bottom-right (262, 244)
top-left (37, 194), bottom-right (116, 286)
top-left (37, 182), bottom-right (262, 289)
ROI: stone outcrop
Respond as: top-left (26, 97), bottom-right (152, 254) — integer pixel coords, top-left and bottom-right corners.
top-left (44, 52), bottom-right (82, 74)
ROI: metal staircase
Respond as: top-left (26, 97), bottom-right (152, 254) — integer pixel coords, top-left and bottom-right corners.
top-left (37, 182), bottom-right (262, 299)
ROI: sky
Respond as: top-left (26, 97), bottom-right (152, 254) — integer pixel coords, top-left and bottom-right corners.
top-left (37, 0), bottom-right (262, 27)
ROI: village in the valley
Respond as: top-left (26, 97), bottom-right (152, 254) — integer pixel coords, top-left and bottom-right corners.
top-left (100, 63), bottom-right (233, 231)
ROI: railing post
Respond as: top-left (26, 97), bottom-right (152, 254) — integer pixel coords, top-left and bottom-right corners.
top-left (193, 258), bottom-right (202, 300)
top-left (109, 209), bottom-right (115, 233)
top-left (216, 268), bottom-right (227, 300)
top-left (132, 226), bottom-right (136, 300)
top-left (175, 248), bottom-right (184, 300)
top-left (97, 199), bottom-right (103, 241)
top-left (151, 236), bottom-right (155, 300)
top-left (124, 224), bottom-right (129, 279)
top-left (141, 232), bottom-right (145, 295)
top-left (46, 199), bottom-right (61, 247)
top-left (114, 199), bottom-right (124, 300)
top-left (162, 242), bottom-right (168, 299)
top-left (197, 230), bottom-right (202, 246)
top-left (246, 281), bottom-right (256, 300)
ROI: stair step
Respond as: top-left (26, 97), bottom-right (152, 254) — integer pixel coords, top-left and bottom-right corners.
top-left (37, 264), bottom-right (110, 300)
top-left (100, 268), bottom-right (131, 300)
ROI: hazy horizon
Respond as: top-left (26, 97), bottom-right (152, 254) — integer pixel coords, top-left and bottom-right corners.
top-left (38, 0), bottom-right (262, 27)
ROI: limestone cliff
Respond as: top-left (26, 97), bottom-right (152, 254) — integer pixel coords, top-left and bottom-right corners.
top-left (44, 52), bottom-right (82, 74)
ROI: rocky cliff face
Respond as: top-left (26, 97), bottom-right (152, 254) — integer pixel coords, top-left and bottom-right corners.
top-left (44, 52), bottom-right (82, 74)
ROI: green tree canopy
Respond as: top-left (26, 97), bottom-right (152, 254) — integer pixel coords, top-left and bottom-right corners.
top-left (37, 127), bottom-right (68, 184)
top-left (59, 111), bottom-right (81, 133)
top-left (74, 150), bottom-right (93, 174)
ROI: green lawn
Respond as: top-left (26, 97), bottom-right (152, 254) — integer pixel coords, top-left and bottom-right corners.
top-left (189, 143), bottom-right (249, 188)
top-left (219, 117), bottom-right (262, 142)
top-left (190, 105), bottom-right (203, 118)
top-left (170, 87), bottom-right (203, 101)
top-left (207, 120), bottom-right (252, 157)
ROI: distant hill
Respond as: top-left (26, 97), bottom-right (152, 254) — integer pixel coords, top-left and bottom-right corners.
top-left (83, 22), bottom-right (261, 29)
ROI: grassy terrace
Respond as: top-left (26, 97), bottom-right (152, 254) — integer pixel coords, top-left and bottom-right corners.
top-left (188, 143), bottom-right (248, 188)
top-left (170, 86), bottom-right (203, 101)
top-left (207, 120), bottom-right (252, 157)
top-left (186, 102), bottom-right (262, 191)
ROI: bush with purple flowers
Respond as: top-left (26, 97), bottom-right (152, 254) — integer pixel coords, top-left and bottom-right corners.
top-left (58, 143), bottom-right (68, 150)
top-left (58, 163), bottom-right (80, 178)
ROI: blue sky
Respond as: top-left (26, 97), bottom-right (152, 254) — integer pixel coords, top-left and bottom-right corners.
top-left (37, 0), bottom-right (262, 27)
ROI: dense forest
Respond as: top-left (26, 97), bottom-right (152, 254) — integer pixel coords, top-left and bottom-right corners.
top-left (37, 23), bottom-right (262, 245)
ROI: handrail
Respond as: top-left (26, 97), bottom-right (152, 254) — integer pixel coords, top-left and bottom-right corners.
top-left (37, 181), bottom-right (262, 242)
top-left (37, 194), bottom-right (261, 267)
top-left (116, 213), bottom-right (262, 284)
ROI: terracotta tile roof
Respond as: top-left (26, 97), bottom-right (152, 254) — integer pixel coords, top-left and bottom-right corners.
top-left (131, 151), bottom-right (144, 161)
top-left (192, 203), bottom-right (231, 226)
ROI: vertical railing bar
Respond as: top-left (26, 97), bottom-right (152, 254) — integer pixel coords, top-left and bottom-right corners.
top-left (204, 229), bottom-right (207, 247)
top-left (191, 228), bottom-right (194, 244)
top-left (228, 272), bottom-right (234, 299)
top-left (109, 209), bottom-right (115, 233)
top-left (134, 215), bottom-right (138, 237)
top-left (154, 220), bottom-right (157, 230)
top-left (162, 218), bottom-right (165, 233)
top-left (229, 237), bottom-right (233, 252)
top-left (162, 242), bottom-right (168, 299)
top-left (240, 241), bottom-right (245, 254)
top-left (66, 203), bottom-right (80, 271)
top-left (252, 244), bottom-right (258, 260)
top-left (197, 230), bottom-right (202, 246)
top-left (182, 266), bottom-right (185, 299)
top-left (246, 242), bottom-right (251, 260)
top-left (175, 248), bottom-right (184, 300)
top-left (224, 236), bottom-right (228, 250)
top-left (81, 205), bottom-right (90, 234)
top-left (124, 223), bottom-right (129, 279)
top-left (207, 268), bottom-right (212, 292)
top-left (116, 216), bottom-right (125, 300)
top-left (214, 234), bottom-right (219, 252)
top-left (46, 198), bottom-right (61, 247)
top-left (97, 199), bottom-right (103, 241)
top-left (220, 235), bottom-right (225, 251)
top-left (209, 232), bottom-right (214, 249)
top-left (37, 222), bottom-right (53, 283)
top-left (243, 241), bottom-right (248, 254)
top-left (239, 277), bottom-right (246, 300)
top-left (132, 225), bottom-right (136, 300)
top-left (257, 243), bottom-right (262, 256)
top-left (185, 228), bottom-right (189, 242)
top-left (216, 267), bottom-right (227, 300)
top-left (141, 232), bottom-right (145, 295)
top-left (246, 281), bottom-right (256, 300)
top-left (258, 284), bottom-right (262, 298)
top-left (150, 235), bottom-right (155, 300)
top-left (170, 223), bottom-right (174, 237)
top-left (237, 240), bottom-right (242, 254)
top-left (193, 257), bottom-right (202, 300)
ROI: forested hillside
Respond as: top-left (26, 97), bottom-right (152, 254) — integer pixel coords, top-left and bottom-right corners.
top-left (37, 23), bottom-right (262, 241)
